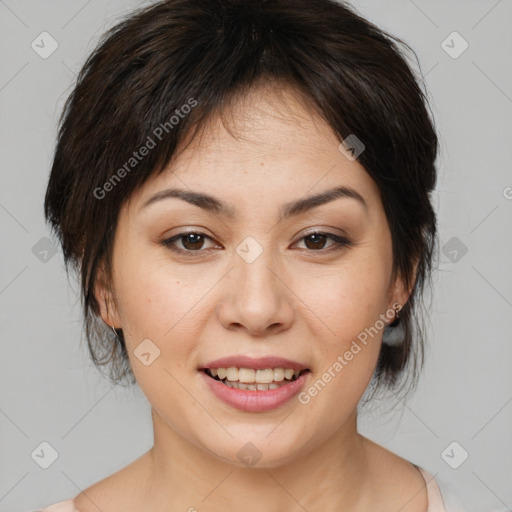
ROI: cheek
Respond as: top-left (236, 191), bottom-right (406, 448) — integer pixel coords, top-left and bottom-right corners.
top-left (290, 250), bottom-right (391, 404)
top-left (292, 265), bottom-right (387, 430)
top-left (111, 260), bottom-right (203, 404)
top-left (295, 256), bottom-right (390, 341)
top-left (112, 252), bottom-right (220, 360)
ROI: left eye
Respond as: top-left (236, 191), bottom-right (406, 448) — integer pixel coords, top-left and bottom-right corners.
top-left (161, 231), bottom-right (351, 254)
top-left (295, 232), bottom-right (351, 251)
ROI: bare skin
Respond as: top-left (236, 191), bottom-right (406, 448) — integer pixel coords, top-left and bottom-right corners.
top-left (74, 83), bottom-right (426, 511)
top-left (74, 433), bottom-right (428, 512)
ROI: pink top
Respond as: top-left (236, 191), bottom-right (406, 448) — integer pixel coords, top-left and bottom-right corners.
top-left (417, 466), bottom-right (448, 511)
top-left (37, 466), bottom-right (454, 511)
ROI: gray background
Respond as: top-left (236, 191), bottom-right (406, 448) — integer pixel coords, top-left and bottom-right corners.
top-left (1, 1), bottom-right (511, 511)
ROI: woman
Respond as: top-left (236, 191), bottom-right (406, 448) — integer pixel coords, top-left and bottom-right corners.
top-left (40, 0), bottom-right (450, 509)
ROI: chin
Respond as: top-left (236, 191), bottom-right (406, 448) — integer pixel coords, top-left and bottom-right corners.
top-left (200, 429), bottom-right (313, 470)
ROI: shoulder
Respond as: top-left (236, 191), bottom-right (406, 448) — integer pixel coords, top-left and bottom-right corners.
top-left (360, 435), bottom-right (429, 511)
top-left (360, 435), bottom-right (463, 512)
top-left (416, 467), bottom-right (468, 512)
top-left (414, 466), bottom-right (447, 512)
top-left (38, 500), bottom-right (79, 512)
top-left (72, 451), bottom-right (153, 511)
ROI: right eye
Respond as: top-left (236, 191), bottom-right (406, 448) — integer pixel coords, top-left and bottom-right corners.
top-left (160, 231), bottom-right (222, 254)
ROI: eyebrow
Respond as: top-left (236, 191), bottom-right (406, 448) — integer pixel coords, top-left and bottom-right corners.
top-left (139, 185), bottom-right (368, 220)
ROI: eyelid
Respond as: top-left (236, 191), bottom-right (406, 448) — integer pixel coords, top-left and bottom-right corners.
top-left (298, 226), bottom-right (349, 240)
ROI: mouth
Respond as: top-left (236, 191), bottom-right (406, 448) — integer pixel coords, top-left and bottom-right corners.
top-left (201, 367), bottom-right (311, 391)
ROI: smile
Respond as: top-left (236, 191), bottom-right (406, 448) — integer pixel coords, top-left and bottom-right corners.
top-left (200, 367), bottom-right (311, 412)
top-left (203, 367), bottom-right (309, 391)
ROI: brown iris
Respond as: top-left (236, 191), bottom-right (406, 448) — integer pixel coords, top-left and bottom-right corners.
top-left (303, 233), bottom-right (329, 250)
top-left (180, 233), bottom-right (206, 250)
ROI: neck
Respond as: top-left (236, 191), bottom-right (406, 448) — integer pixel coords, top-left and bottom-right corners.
top-left (144, 407), bottom-right (372, 511)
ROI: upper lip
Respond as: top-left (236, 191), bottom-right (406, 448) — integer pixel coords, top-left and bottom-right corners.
top-left (200, 355), bottom-right (310, 371)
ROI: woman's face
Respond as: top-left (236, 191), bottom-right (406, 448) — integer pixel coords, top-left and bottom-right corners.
top-left (98, 85), bottom-right (409, 468)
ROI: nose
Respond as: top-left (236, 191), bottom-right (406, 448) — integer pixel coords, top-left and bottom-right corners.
top-left (216, 250), bottom-right (295, 337)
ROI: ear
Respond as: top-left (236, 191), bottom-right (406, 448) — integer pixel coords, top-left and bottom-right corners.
top-left (388, 257), bottom-right (419, 318)
top-left (94, 263), bottom-right (122, 329)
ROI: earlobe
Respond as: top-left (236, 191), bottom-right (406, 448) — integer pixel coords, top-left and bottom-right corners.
top-left (389, 258), bottom-right (419, 320)
top-left (94, 265), bottom-right (121, 328)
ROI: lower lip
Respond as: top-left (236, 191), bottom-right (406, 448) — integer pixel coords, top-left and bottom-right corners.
top-left (199, 370), bottom-right (309, 412)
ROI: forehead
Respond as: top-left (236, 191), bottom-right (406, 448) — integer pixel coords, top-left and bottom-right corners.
top-left (178, 84), bottom-right (341, 166)
top-left (127, 84), bottom-right (381, 217)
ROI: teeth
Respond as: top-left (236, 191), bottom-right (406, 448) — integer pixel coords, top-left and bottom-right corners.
top-left (206, 367), bottom-right (305, 384)
top-left (224, 380), bottom-right (286, 391)
top-left (238, 368), bottom-right (256, 383)
top-left (273, 368), bottom-right (284, 381)
top-left (226, 367), bottom-right (238, 381)
top-left (255, 369), bottom-right (273, 383)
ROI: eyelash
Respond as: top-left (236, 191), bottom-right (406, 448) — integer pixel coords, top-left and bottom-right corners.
top-left (160, 230), bottom-right (352, 256)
